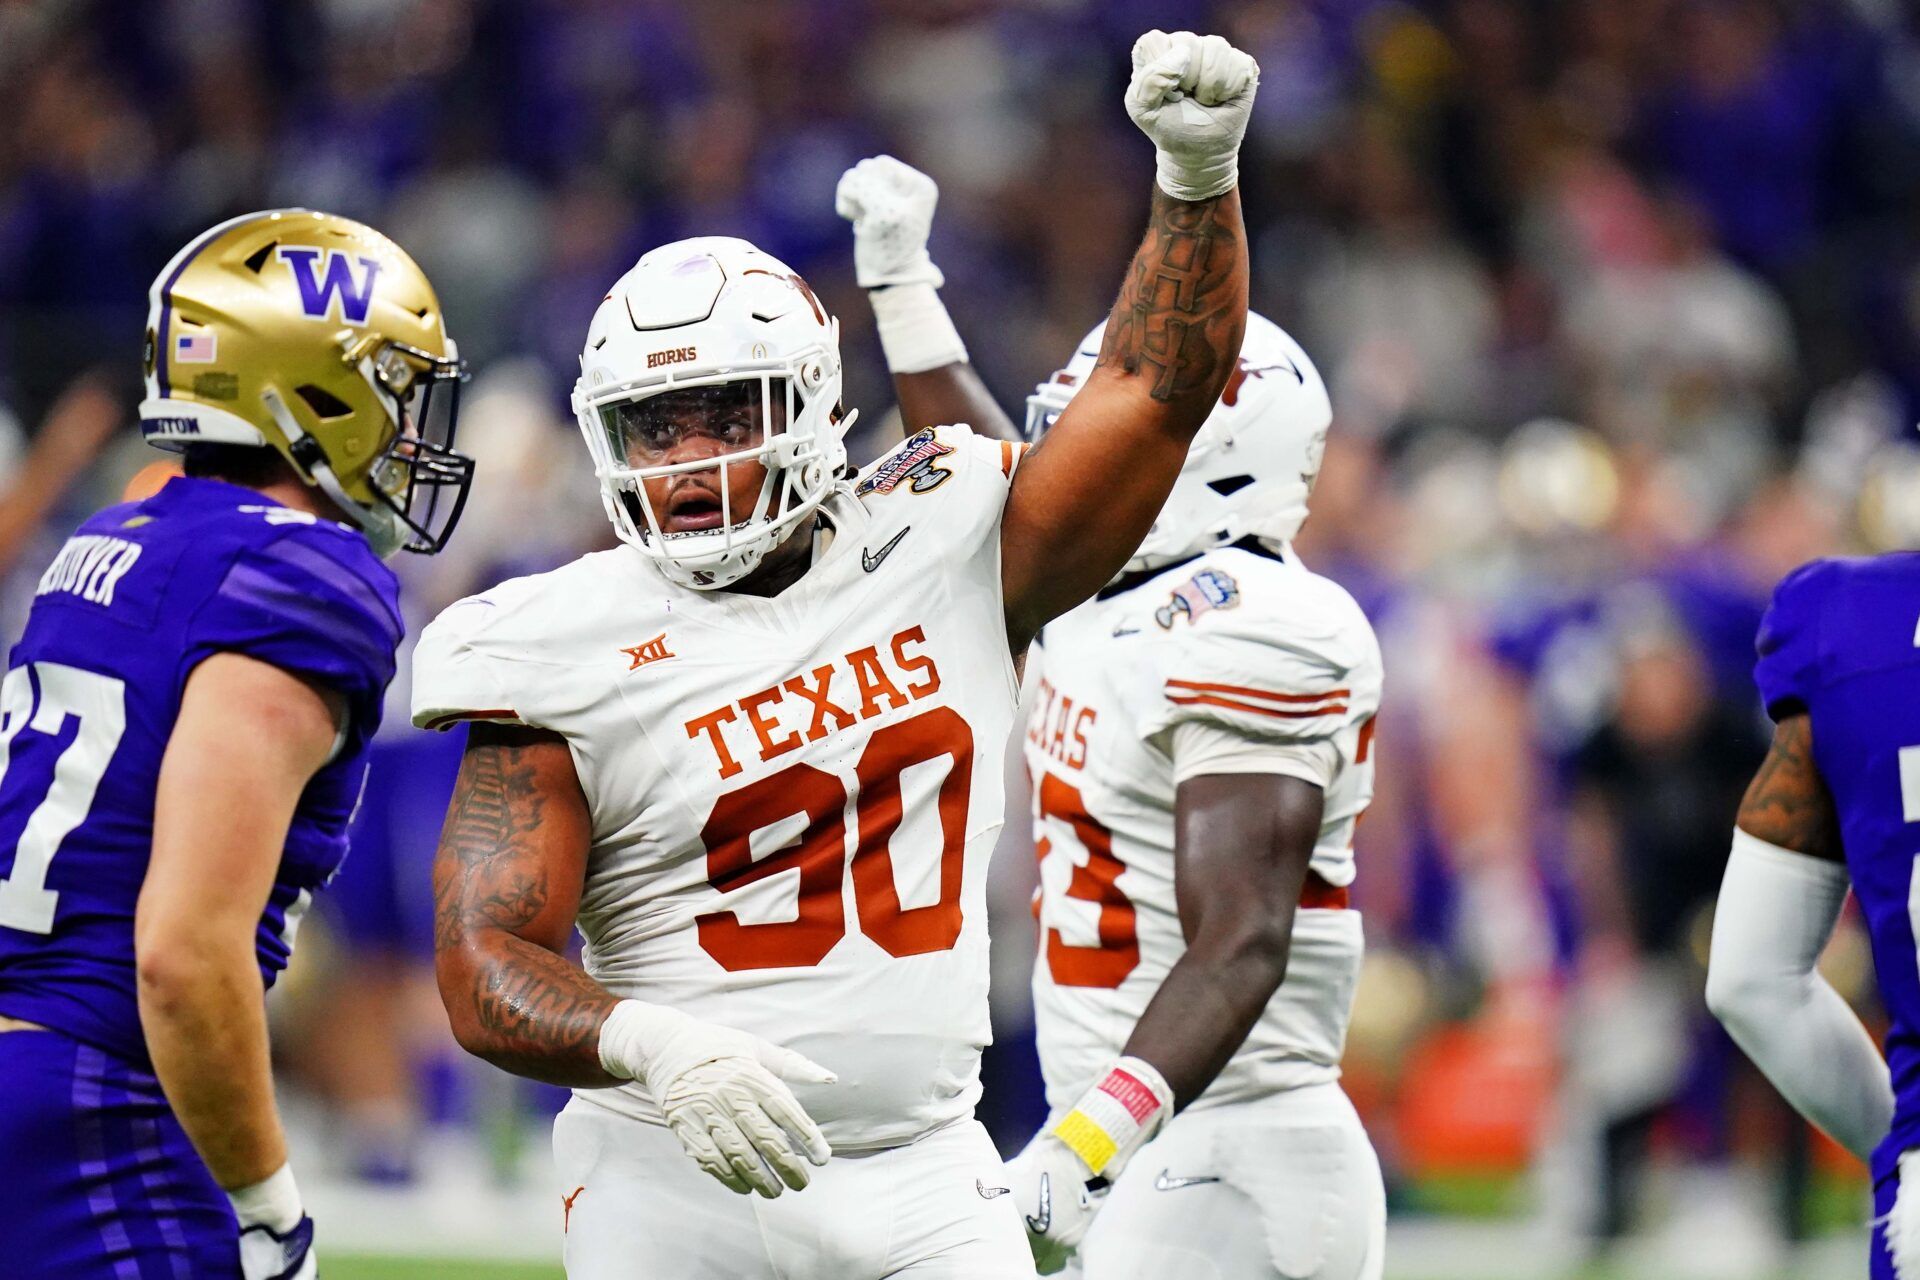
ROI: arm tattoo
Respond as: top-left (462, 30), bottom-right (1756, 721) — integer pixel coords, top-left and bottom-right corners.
top-left (1095, 188), bottom-right (1244, 406)
top-left (433, 730), bottom-right (616, 1083)
top-left (1737, 713), bottom-right (1844, 862)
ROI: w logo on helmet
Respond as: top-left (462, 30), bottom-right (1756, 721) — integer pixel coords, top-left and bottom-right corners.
top-left (276, 246), bottom-right (383, 324)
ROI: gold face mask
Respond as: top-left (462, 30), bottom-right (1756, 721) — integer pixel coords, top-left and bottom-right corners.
top-left (138, 209), bottom-right (474, 555)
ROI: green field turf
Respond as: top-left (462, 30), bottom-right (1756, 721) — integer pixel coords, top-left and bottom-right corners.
top-left (332, 1259), bottom-right (564, 1280)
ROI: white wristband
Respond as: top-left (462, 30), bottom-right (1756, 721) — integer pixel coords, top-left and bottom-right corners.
top-left (869, 283), bottom-right (969, 375)
top-left (227, 1161), bottom-right (303, 1233)
top-left (1051, 1055), bottom-right (1174, 1177)
top-left (598, 998), bottom-right (671, 1082)
top-left (1156, 152), bottom-right (1237, 203)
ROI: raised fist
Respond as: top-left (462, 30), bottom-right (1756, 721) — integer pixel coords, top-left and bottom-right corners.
top-left (1124, 30), bottom-right (1259, 202)
top-left (835, 155), bottom-right (944, 290)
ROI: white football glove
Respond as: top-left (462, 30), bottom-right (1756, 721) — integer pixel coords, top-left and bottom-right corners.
top-left (599, 999), bottom-right (835, 1198)
top-left (1125, 30), bottom-right (1260, 202)
top-left (229, 1164), bottom-right (317, 1280)
top-left (1009, 1057), bottom-right (1175, 1270)
top-left (1005, 1132), bottom-right (1106, 1275)
top-left (835, 155), bottom-right (944, 290)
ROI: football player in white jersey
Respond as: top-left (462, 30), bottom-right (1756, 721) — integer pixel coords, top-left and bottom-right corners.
top-left (841, 159), bottom-right (1386, 1279)
top-left (412, 31), bottom-right (1261, 1280)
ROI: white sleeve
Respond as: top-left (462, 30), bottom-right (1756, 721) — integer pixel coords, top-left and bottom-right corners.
top-left (410, 597), bottom-right (528, 731)
top-left (1705, 828), bottom-right (1892, 1162)
top-left (1166, 717), bottom-right (1337, 788)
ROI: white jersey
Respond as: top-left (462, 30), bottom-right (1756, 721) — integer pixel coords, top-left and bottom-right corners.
top-left (413, 425), bottom-right (1030, 1150)
top-left (1025, 545), bottom-right (1382, 1114)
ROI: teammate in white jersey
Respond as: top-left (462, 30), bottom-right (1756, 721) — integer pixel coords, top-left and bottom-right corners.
top-left (413, 32), bottom-right (1262, 1280)
top-left (842, 158), bottom-right (1385, 1278)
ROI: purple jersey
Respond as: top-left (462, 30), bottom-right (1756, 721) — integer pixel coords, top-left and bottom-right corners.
top-left (0, 476), bottom-right (400, 1067)
top-left (1755, 553), bottom-right (1920, 1183)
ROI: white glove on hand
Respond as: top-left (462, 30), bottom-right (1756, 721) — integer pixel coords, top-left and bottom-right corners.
top-left (1125, 29), bottom-right (1260, 202)
top-left (1005, 1132), bottom-right (1106, 1274)
top-left (835, 155), bottom-right (944, 289)
top-left (229, 1163), bottom-right (317, 1280)
top-left (599, 999), bottom-right (834, 1198)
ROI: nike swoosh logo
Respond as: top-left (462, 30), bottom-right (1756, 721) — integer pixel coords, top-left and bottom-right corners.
top-left (863, 526), bottom-right (909, 573)
top-left (976, 1179), bottom-right (1011, 1199)
top-left (1025, 1171), bottom-right (1052, 1233)
top-left (1153, 1169), bottom-right (1221, 1191)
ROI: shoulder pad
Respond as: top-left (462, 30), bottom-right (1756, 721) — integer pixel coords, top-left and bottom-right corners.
top-left (411, 593), bottom-right (526, 732)
top-left (1754, 558), bottom-right (1842, 720)
top-left (1136, 557), bottom-right (1381, 744)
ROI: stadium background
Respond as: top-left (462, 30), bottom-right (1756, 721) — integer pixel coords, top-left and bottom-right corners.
top-left (4, 0), bottom-right (1918, 1275)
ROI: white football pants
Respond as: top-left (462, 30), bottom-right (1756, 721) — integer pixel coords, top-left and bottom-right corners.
top-left (1068, 1082), bottom-right (1385, 1280)
top-left (553, 1097), bottom-right (1035, 1279)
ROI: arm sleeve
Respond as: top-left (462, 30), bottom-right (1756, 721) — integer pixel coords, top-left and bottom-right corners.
top-left (1705, 828), bottom-right (1892, 1162)
top-left (1753, 560), bottom-right (1831, 721)
top-left (410, 597), bottom-right (528, 732)
top-left (184, 528), bottom-right (402, 731)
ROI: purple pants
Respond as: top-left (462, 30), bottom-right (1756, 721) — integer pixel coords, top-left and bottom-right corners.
top-left (0, 1030), bottom-right (240, 1279)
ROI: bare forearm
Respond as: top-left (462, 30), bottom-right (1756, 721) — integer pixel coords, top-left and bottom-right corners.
top-left (433, 723), bottom-right (610, 1087)
top-left (1001, 188), bottom-right (1247, 640)
top-left (1122, 926), bottom-right (1292, 1108)
top-left (892, 362), bottom-right (1021, 441)
top-left (139, 948), bottom-right (286, 1188)
top-left (1092, 186), bottom-right (1246, 432)
top-left (441, 933), bottom-right (620, 1087)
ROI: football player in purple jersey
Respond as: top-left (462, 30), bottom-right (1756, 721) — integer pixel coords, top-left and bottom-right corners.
top-left (0, 209), bottom-right (473, 1280)
top-left (1705, 555), bottom-right (1920, 1276)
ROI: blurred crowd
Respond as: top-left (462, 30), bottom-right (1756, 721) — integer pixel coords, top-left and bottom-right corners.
top-left (5, 0), bottom-right (1920, 1255)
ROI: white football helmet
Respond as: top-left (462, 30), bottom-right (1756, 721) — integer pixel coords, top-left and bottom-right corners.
top-left (573, 236), bottom-right (855, 590)
top-left (1026, 311), bottom-right (1331, 572)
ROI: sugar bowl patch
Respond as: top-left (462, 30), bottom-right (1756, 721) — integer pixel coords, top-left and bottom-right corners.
top-left (857, 428), bottom-right (955, 496)
top-left (1154, 568), bottom-right (1239, 629)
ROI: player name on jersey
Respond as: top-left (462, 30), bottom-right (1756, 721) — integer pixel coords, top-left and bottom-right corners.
top-left (34, 535), bottom-right (143, 607)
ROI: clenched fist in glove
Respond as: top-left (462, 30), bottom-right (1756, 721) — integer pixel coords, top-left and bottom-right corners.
top-left (1125, 30), bottom-right (1260, 202)
top-left (598, 999), bottom-right (835, 1198)
top-left (835, 154), bottom-right (969, 373)
top-left (835, 155), bottom-right (944, 290)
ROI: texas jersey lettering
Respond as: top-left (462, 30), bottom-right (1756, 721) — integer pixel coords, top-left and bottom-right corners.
top-left (412, 425), bottom-right (1026, 1149)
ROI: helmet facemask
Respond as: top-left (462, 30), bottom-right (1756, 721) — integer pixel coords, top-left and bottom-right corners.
top-left (579, 361), bottom-right (846, 590)
top-left (274, 336), bottom-right (473, 557)
top-left (358, 338), bottom-right (472, 555)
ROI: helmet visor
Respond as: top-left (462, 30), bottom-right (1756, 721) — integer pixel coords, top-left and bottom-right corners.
top-left (599, 379), bottom-right (789, 471)
top-left (369, 342), bottom-right (472, 555)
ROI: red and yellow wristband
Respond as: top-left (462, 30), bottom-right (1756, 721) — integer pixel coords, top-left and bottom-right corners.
top-left (1050, 1056), bottom-right (1175, 1177)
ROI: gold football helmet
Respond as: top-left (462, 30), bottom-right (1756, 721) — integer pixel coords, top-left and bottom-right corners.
top-left (139, 209), bottom-right (473, 555)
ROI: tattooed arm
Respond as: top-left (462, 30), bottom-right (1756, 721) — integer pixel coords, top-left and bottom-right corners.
top-left (432, 721), bottom-right (619, 1088)
top-left (1734, 711), bottom-right (1843, 860)
top-left (999, 186), bottom-right (1248, 648)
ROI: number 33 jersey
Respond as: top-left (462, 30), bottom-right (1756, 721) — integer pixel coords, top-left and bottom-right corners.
top-left (412, 426), bottom-right (1029, 1150)
top-left (0, 477), bottom-right (402, 1066)
top-left (1025, 546), bottom-right (1382, 1114)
